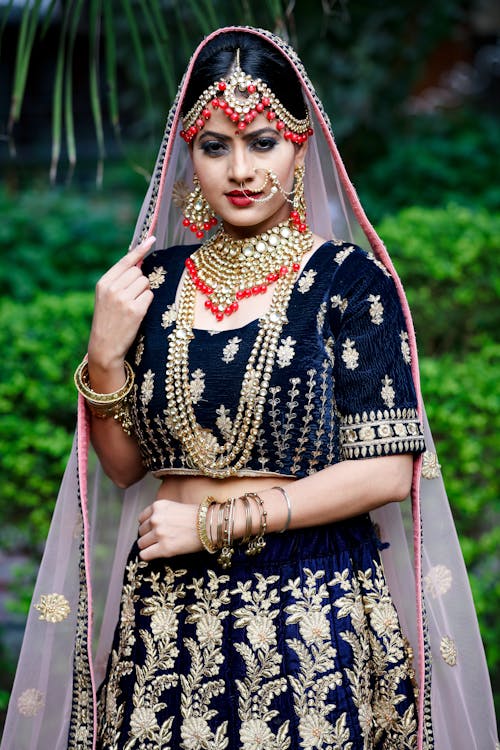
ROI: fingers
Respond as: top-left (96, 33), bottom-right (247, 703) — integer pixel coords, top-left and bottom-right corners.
top-left (103, 235), bottom-right (156, 284)
top-left (139, 543), bottom-right (163, 562)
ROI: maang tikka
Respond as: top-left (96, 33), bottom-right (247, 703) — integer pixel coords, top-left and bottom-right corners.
top-left (180, 175), bottom-right (218, 239)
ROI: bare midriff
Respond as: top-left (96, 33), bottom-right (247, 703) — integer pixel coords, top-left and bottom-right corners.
top-left (156, 474), bottom-right (297, 505)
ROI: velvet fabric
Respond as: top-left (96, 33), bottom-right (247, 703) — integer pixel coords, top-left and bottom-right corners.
top-left (131, 241), bottom-right (424, 479)
top-left (96, 519), bottom-right (418, 750)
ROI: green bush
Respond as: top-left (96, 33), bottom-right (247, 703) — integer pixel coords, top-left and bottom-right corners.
top-left (359, 112), bottom-right (500, 221)
top-left (0, 292), bottom-right (93, 551)
top-left (0, 185), bottom-right (141, 300)
top-left (377, 204), bottom-right (500, 356)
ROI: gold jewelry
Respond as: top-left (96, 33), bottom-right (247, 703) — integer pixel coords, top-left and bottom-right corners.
top-left (197, 496), bottom-right (218, 553)
top-left (289, 165), bottom-right (307, 232)
top-left (239, 494), bottom-right (253, 545)
top-left (185, 219), bottom-right (312, 321)
top-left (180, 58), bottom-right (313, 144)
top-left (74, 360), bottom-right (134, 435)
top-left (166, 220), bottom-right (313, 477)
top-left (245, 493), bottom-right (267, 556)
top-left (181, 174), bottom-right (217, 239)
top-left (238, 169), bottom-right (282, 205)
top-left (272, 486), bottom-right (292, 533)
top-left (218, 497), bottom-right (236, 568)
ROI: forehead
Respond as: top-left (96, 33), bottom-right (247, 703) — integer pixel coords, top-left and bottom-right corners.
top-left (194, 107), bottom-right (281, 140)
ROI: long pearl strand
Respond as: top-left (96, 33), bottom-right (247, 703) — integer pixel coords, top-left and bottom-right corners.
top-left (165, 222), bottom-right (313, 478)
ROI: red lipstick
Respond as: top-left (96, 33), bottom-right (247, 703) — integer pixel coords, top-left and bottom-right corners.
top-left (226, 190), bottom-right (262, 207)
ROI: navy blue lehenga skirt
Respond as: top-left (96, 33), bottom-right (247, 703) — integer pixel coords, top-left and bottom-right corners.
top-left (96, 515), bottom-right (417, 750)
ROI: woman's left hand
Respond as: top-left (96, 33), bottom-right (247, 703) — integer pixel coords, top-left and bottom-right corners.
top-left (137, 499), bottom-right (201, 560)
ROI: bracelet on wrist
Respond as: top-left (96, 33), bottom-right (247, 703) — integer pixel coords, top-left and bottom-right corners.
top-left (74, 359), bottom-right (135, 435)
top-left (272, 486), bottom-right (292, 533)
top-left (197, 496), bottom-right (218, 554)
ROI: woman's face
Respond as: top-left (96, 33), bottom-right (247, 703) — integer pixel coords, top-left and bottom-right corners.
top-left (191, 107), bottom-right (307, 239)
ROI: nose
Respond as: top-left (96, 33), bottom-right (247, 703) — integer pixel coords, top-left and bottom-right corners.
top-left (227, 143), bottom-right (255, 185)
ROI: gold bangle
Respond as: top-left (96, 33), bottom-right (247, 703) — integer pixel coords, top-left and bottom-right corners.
top-left (74, 359), bottom-right (135, 405)
top-left (197, 496), bottom-right (218, 554)
top-left (245, 492), bottom-right (267, 556)
top-left (217, 497), bottom-right (236, 569)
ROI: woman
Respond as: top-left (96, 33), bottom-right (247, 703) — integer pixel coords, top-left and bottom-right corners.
top-left (2, 27), bottom-right (497, 750)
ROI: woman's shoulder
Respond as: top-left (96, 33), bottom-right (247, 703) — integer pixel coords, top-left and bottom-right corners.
top-left (310, 238), bottom-right (393, 286)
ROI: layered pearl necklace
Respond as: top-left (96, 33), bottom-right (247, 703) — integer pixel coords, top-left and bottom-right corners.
top-left (185, 220), bottom-right (312, 321)
top-left (165, 220), bottom-right (313, 478)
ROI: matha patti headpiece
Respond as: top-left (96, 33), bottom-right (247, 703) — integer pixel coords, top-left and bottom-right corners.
top-left (181, 50), bottom-right (313, 144)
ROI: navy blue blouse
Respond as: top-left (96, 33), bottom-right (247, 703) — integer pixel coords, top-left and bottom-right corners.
top-left (128, 240), bottom-right (425, 479)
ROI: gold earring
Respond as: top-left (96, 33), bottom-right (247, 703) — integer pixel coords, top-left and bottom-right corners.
top-left (181, 175), bottom-right (217, 239)
top-left (290, 165), bottom-right (307, 233)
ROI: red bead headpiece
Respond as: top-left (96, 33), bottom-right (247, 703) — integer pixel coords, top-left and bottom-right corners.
top-left (180, 58), bottom-right (313, 144)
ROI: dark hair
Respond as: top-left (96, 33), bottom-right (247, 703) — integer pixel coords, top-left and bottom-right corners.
top-left (181, 31), bottom-right (307, 119)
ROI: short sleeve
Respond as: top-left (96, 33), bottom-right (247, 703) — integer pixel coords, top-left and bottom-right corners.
top-left (329, 249), bottom-right (425, 460)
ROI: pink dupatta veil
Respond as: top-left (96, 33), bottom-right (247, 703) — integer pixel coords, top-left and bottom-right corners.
top-left (1, 26), bottom-right (497, 750)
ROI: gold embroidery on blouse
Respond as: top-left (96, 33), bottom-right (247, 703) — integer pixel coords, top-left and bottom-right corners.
top-left (189, 368), bottom-right (206, 404)
top-left (309, 362), bottom-right (329, 473)
top-left (285, 377), bottom-right (300, 443)
top-left (255, 427), bottom-right (270, 472)
top-left (400, 331), bottom-right (411, 365)
top-left (422, 451), bottom-right (441, 479)
top-left (368, 294), bottom-right (384, 325)
top-left (381, 375), bottom-right (395, 408)
top-left (367, 253), bottom-right (391, 277)
top-left (17, 688), bottom-right (45, 717)
top-left (334, 245), bottom-right (355, 265)
top-left (341, 337), bottom-right (359, 370)
top-left (232, 573), bottom-right (290, 748)
top-left (292, 368), bottom-right (317, 474)
top-left (276, 335), bottom-right (296, 368)
top-left (424, 565), bottom-right (453, 598)
top-left (297, 268), bottom-right (317, 293)
top-left (134, 334), bottom-right (144, 365)
top-left (161, 304), bottom-right (177, 328)
top-left (140, 369), bottom-right (155, 405)
top-left (330, 294), bottom-right (348, 314)
top-left (34, 593), bottom-right (70, 623)
top-left (316, 300), bottom-right (327, 334)
top-left (221, 335), bottom-right (242, 363)
top-left (147, 266), bottom-right (166, 289)
top-left (215, 404), bottom-right (233, 441)
top-left (340, 408), bottom-right (424, 459)
top-left (440, 636), bottom-right (457, 666)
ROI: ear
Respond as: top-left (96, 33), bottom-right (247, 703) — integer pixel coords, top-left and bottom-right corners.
top-left (294, 139), bottom-right (308, 168)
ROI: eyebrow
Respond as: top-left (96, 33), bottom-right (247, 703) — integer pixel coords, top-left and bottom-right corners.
top-left (197, 127), bottom-right (279, 142)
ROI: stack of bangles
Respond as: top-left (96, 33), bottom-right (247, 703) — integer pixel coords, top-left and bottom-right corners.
top-left (74, 359), bottom-right (134, 436)
top-left (197, 486), bottom-right (292, 569)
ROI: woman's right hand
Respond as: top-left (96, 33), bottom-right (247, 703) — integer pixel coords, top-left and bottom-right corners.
top-left (87, 236), bottom-right (156, 388)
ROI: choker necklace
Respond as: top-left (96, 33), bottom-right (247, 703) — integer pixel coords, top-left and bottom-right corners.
top-left (185, 220), bottom-right (313, 321)
top-left (165, 219), bottom-right (313, 478)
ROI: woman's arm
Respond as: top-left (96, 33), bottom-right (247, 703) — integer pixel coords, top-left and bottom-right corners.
top-left (86, 237), bottom-right (156, 487)
top-left (136, 453), bottom-right (413, 560)
top-left (258, 453), bottom-right (413, 534)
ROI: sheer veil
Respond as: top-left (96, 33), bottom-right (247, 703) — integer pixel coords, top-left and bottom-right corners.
top-left (1, 26), bottom-right (497, 750)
